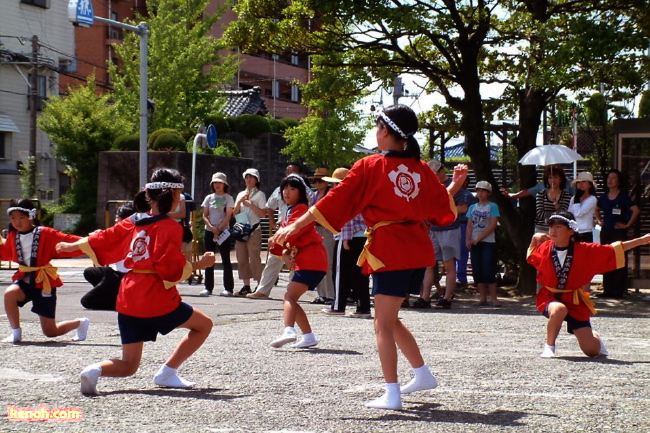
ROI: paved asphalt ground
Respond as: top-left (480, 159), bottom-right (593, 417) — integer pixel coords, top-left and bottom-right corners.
top-left (0, 257), bottom-right (649, 432)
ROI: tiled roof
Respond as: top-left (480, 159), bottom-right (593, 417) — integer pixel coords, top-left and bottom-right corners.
top-left (443, 142), bottom-right (500, 160)
top-left (219, 86), bottom-right (268, 117)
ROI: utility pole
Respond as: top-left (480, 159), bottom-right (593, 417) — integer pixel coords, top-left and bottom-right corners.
top-left (29, 34), bottom-right (39, 197)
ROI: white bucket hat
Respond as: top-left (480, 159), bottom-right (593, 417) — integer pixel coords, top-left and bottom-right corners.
top-left (242, 168), bottom-right (260, 181)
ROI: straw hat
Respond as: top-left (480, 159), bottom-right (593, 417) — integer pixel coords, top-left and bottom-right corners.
top-left (571, 171), bottom-right (595, 186)
top-left (210, 172), bottom-right (228, 186)
top-left (321, 167), bottom-right (350, 183)
top-left (475, 180), bottom-right (492, 192)
top-left (309, 167), bottom-right (330, 180)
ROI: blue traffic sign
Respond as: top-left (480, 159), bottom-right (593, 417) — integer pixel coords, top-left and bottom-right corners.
top-left (206, 124), bottom-right (217, 149)
top-left (68, 0), bottom-right (94, 27)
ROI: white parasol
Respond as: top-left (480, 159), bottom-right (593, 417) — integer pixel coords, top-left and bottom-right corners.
top-left (518, 144), bottom-right (584, 166)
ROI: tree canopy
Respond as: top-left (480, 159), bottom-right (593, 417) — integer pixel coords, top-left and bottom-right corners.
top-left (110, 0), bottom-right (238, 132)
top-left (38, 77), bottom-right (133, 232)
top-left (227, 0), bottom-right (649, 293)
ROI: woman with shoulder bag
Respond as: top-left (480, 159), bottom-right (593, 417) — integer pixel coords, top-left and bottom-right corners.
top-left (201, 173), bottom-right (235, 297)
top-left (233, 168), bottom-right (267, 297)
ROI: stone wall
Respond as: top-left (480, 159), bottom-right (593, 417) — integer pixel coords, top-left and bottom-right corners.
top-left (96, 133), bottom-right (290, 227)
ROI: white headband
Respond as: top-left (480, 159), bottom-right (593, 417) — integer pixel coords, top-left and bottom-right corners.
top-left (145, 182), bottom-right (184, 190)
top-left (286, 173), bottom-right (309, 191)
top-left (7, 207), bottom-right (37, 219)
top-left (378, 111), bottom-right (413, 140)
top-left (548, 214), bottom-right (579, 232)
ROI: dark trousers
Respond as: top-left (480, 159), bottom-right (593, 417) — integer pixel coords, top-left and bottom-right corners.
top-left (332, 237), bottom-right (370, 313)
top-left (81, 266), bottom-right (123, 311)
top-left (204, 231), bottom-right (234, 293)
top-left (600, 229), bottom-right (628, 298)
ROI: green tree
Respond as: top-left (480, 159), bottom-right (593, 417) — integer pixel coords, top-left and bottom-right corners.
top-left (38, 78), bottom-right (133, 232)
top-left (282, 53), bottom-right (371, 169)
top-left (110, 0), bottom-right (238, 132)
top-left (227, 0), bottom-right (647, 294)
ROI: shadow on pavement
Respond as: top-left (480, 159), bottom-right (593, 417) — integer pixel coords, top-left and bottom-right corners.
top-left (357, 403), bottom-right (536, 426)
top-left (99, 387), bottom-right (243, 401)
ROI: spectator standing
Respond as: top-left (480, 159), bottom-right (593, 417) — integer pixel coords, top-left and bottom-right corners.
top-left (456, 176), bottom-right (477, 285)
top-left (233, 168), bottom-right (267, 296)
top-left (321, 168), bottom-right (371, 318)
top-left (595, 169), bottom-right (640, 298)
top-left (429, 160), bottom-right (469, 309)
top-left (200, 172), bottom-right (235, 297)
top-left (534, 166), bottom-right (571, 233)
top-left (568, 172), bottom-right (598, 243)
top-left (466, 181), bottom-right (500, 307)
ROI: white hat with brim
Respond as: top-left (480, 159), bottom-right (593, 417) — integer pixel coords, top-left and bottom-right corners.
top-left (243, 168), bottom-right (260, 181)
top-left (571, 171), bottom-right (595, 186)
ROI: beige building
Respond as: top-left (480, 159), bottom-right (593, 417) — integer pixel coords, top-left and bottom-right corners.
top-left (0, 1), bottom-right (75, 203)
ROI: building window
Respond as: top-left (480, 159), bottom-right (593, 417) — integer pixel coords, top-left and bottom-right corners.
top-left (291, 85), bottom-right (299, 102)
top-left (0, 134), bottom-right (5, 159)
top-left (21, 0), bottom-right (49, 8)
top-left (27, 75), bottom-right (47, 111)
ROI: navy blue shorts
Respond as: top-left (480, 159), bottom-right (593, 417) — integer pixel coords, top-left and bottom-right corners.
top-left (291, 270), bottom-right (326, 291)
top-left (16, 280), bottom-right (57, 319)
top-left (372, 268), bottom-right (426, 298)
top-left (543, 304), bottom-right (591, 334)
top-left (118, 302), bottom-right (194, 344)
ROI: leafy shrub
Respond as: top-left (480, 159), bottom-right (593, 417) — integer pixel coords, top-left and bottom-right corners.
top-left (269, 118), bottom-right (288, 134)
top-left (148, 128), bottom-right (179, 148)
top-left (279, 117), bottom-right (299, 128)
top-left (214, 139), bottom-right (241, 157)
top-left (234, 114), bottom-right (271, 138)
top-left (113, 134), bottom-right (140, 151)
top-left (204, 115), bottom-right (231, 134)
top-left (150, 131), bottom-right (186, 151)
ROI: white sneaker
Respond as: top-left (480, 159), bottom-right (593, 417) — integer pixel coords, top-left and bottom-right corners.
top-left (291, 333), bottom-right (318, 348)
top-left (540, 343), bottom-right (556, 358)
top-left (153, 365), bottom-right (195, 388)
top-left (2, 328), bottom-right (22, 343)
top-left (80, 365), bottom-right (102, 396)
top-left (270, 328), bottom-right (297, 348)
top-left (198, 289), bottom-right (211, 297)
top-left (219, 290), bottom-right (233, 297)
top-left (72, 318), bottom-right (90, 342)
top-left (400, 368), bottom-right (438, 394)
top-left (365, 385), bottom-right (402, 410)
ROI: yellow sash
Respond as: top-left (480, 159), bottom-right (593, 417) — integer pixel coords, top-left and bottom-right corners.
top-left (131, 269), bottom-right (176, 289)
top-left (356, 220), bottom-right (405, 271)
top-left (18, 263), bottom-right (59, 296)
top-left (545, 286), bottom-right (597, 315)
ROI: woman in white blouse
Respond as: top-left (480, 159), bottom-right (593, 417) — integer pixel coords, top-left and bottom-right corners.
top-left (568, 172), bottom-right (597, 243)
top-left (233, 168), bottom-right (267, 297)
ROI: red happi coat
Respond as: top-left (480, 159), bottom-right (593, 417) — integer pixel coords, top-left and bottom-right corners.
top-left (80, 213), bottom-right (192, 318)
top-left (0, 227), bottom-right (82, 289)
top-left (270, 203), bottom-right (328, 272)
top-left (527, 240), bottom-right (625, 321)
top-left (311, 153), bottom-right (457, 274)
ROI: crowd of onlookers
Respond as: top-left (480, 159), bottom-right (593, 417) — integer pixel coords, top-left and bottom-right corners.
top-left (194, 161), bottom-right (644, 311)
